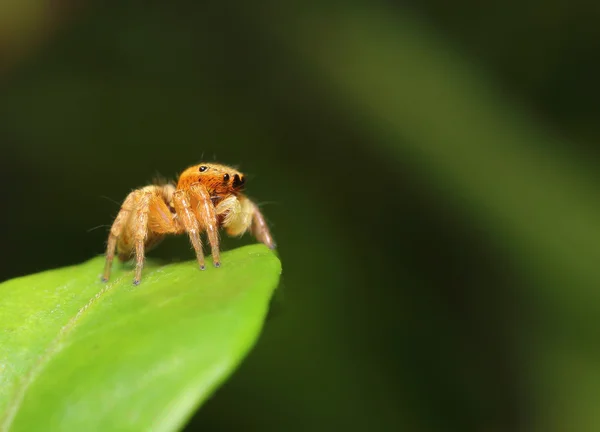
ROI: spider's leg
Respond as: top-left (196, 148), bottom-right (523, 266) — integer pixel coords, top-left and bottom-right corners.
top-left (249, 199), bottom-right (276, 249)
top-left (132, 191), bottom-right (153, 285)
top-left (102, 191), bottom-right (139, 282)
top-left (173, 189), bottom-right (206, 270)
top-left (148, 186), bottom-right (182, 235)
top-left (190, 183), bottom-right (221, 267)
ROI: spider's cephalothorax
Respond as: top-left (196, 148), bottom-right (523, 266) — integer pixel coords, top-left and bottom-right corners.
top-left (102, 163), bottom-right (275, 285)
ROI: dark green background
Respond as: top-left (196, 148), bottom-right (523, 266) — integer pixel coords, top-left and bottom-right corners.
top-left (2, 1), bottom-right (600, 431)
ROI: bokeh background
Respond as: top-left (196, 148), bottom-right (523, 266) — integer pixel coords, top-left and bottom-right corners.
top-left (2, 1), bottom-right (600, 431)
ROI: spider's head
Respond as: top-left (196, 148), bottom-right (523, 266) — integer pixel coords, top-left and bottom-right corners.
top-left (177, 163), bottom-right (246, 196)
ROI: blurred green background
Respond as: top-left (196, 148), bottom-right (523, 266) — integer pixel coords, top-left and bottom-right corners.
top-left (2, 0), bottom-right (600, 431)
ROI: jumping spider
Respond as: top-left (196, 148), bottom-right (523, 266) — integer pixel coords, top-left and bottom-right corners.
top-left (102, 163), bottom-right (275, 285)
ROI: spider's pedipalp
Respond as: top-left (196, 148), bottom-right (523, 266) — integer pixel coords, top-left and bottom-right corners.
top-left (216, 194), bottom-right (274, 249)
top-left (216, 194), bottom-right (252, 237)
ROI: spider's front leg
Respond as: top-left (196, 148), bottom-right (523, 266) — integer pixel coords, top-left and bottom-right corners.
top-left (249, 199), bottom-right (276, 249)
top-left (172, 189), bottom-right (206, 270)
top-left (189, 183), bottom-right (221, 267)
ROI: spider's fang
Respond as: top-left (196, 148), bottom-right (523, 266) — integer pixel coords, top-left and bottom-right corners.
top-left (233, 174), bottom-right (245, 189)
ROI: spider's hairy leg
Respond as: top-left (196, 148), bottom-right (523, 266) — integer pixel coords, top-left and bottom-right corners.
top-left (190, 183), bottom-right (221, 267)
top-left (148, 184), bottom-right (181, 234)
top-left (102, 190), bottom-right (139, 282)
top-left (249, 199), bottom-right (276, 249)
top-left (132, 191), bottom-right (153, 285)
top-left (173, 189), bottom-right (206, 270)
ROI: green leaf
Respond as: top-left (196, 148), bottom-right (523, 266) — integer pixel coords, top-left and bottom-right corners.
top-left (0, 244), bottom-right (281, 432)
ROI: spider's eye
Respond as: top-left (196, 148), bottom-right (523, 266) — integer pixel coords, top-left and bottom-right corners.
top-left (223, 173), bottom-right (230, 182)
top-left (199, 166), bottom-right (208, 172)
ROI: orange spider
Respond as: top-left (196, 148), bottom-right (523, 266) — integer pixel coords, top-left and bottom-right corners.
top-left (102, 163), bottom-right (275, 285)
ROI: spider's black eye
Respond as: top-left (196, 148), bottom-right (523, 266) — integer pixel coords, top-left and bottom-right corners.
top-left (199, 166), bottom-right (208, 172)
top-left (223, 173), bottom-right (230, 182)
